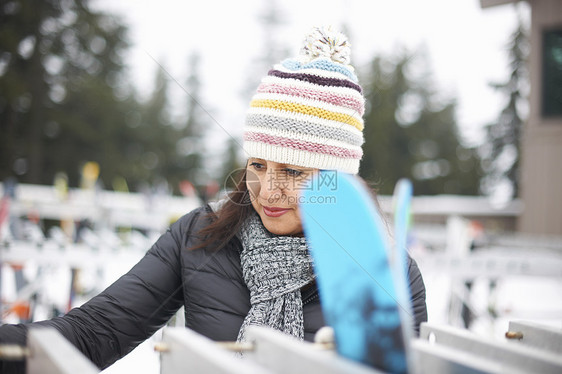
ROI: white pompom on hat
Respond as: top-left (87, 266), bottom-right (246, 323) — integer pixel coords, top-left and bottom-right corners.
top-left (300, 26), bottom-right (352, 65)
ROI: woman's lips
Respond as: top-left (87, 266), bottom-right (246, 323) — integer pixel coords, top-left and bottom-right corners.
top-left (262, 206), bottom-right (290, 217)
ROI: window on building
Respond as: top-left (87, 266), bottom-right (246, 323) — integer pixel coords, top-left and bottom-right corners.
top-left (542, 28), bottom-right (562, 117)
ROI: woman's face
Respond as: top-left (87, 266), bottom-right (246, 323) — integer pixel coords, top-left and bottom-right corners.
top-left (246, 158), bottom-right (316, 236)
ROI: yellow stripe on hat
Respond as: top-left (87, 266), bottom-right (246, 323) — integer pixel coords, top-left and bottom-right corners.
top-left (250, 99), bottom-right (364, 132)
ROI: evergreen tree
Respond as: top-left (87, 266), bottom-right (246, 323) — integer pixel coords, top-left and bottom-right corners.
top-left (360, 49), bottom-right (482, 195)
top-left (0, 0), bottom-right (137, 187)
top-left (131, 52), bottom-right (214, 196)
top-left (481, 16), bottom-right (528, 199)
top-left (361, 55), bottom-right (411, 190)
top-left (177, 52), bottom-right (208, 194)
top-left (134, 63), bottom-right (186, 193)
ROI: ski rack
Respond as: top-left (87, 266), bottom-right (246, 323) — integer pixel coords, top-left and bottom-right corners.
top-left (414, 250), bottom-right (562, 279)
top-left (414, 322), bottom-right (562, 373)
top-left (157, 327), bottom-right (379, 374)
top-left (0, 182), bottom-right (201, 233)
top-left (6, 321), bottom-right (561, 374)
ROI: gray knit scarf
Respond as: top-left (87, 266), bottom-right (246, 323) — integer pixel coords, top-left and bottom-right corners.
top-left (237, 212), bottom-right (315, 343)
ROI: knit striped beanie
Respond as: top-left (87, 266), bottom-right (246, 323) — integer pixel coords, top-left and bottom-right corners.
top-left (243, 26), bottom-right (365, 174)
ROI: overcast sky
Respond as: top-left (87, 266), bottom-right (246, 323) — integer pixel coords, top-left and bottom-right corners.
top-left (92, 0), bottom-right (529, 157)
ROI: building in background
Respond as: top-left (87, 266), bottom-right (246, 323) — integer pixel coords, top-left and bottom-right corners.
top-left (482, 0), bottom-right (562, 235)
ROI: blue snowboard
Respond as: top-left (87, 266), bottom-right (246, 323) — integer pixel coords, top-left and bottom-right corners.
top-left (300, 171), bottom-right (407, 373)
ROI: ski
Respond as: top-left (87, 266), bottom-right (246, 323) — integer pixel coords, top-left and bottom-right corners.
top-left (391, 179), bottom-right (414, 341)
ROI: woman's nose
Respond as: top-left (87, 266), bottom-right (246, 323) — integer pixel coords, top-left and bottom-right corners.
top-left (262, 167), bottom-right (286, 195)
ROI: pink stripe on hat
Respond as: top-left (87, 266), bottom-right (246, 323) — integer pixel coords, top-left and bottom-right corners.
top-left (244, 131), bottom-right (362, 160)
top-left (257, 82), bottom-right (364, 116)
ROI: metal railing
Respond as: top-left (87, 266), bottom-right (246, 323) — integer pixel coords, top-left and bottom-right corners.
top-left (2, 321), bottom-right (561, 373)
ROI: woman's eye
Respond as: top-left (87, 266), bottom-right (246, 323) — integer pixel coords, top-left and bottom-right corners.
top-left (249, 162), bottom-right (265, 170)
top-left (284, 168), bottom-right (303, 177)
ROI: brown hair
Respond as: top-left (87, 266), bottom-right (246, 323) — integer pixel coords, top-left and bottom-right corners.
top-left (191, 168), bottom-right (254, 251)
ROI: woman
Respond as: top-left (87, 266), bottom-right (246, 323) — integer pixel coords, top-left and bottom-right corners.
top-left (0, 26), bottom-right (427, 371)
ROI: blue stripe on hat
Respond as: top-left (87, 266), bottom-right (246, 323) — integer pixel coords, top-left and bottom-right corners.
top-left (281, 58), bottom-right (358, 83)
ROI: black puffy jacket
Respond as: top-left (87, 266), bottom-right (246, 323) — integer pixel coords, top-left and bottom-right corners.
top-left (0, 205), bottom-right (427, 372)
